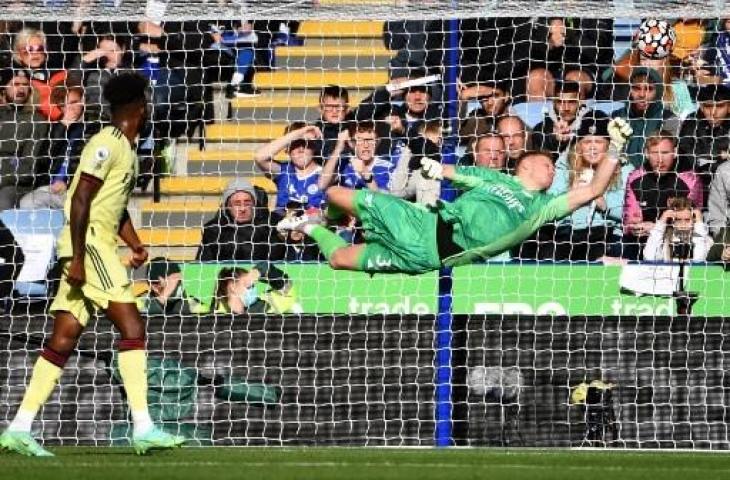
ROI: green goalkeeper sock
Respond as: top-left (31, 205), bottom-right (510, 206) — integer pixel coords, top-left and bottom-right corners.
top-left (309, 225), bottom-right (347, 261)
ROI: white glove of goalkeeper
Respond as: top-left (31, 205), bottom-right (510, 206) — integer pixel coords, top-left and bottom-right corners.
top-left (420, 157), bottom-right (444, 180)
top-left (607, 117), bottom-right (633, 152)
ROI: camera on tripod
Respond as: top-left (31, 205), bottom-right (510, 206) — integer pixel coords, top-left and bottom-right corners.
top-left (667, 217), bottom-right (693, 261)
top-left (665, 207), bottom-right (699, 315)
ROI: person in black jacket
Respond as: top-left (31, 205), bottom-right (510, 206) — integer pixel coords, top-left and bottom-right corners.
top-left (677, 84), bottom-right (730, 200)
top-left (19, 81), bottom-right (100, 209)
top-left (196, 178), bottom-right (285, 262)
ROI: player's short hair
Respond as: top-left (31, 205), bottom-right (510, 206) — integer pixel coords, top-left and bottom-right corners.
top-left (103, 72), bottom-right (148, 114)
top-left (644, 131), bottom-right (677, 151)
top-left (319, 84), bottom-right (349, 104)
top-left (349, 120), bottom-right (377, 138)
top-left (514, 150), bottom-right (553, 171)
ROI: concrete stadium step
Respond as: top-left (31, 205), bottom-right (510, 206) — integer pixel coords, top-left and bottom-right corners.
top-left (254, 70), bottom-right (388, 90)
top-left (120, 243), bottom-right (198, 264)
top-left (303, 38), bottom-right (386, 48)
top-left (160, 175), bottom-right (276, 196)
top-left (140, 199), bottom-right (220, 228)
top-left (138, 228), bottom-right (203, 247)
top-left (298, 21), bottom-right (383, 38)
top-left (205, 123), bottom-right (288, 143)
top-left (186, 148), bottom-right (284, 175)
top-left (229, 90), bottom-right (370, 122)
top-left (274, 44), bottom-right (392, 70)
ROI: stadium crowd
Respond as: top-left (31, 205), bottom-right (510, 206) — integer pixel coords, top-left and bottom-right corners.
top-left (1, 17), bottom-right (730, 309)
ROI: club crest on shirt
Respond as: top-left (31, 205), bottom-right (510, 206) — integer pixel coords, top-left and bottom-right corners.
top-left (93, 147), bottom-right (110, 170)
top-left (307, 183), bottom-right (320, 195)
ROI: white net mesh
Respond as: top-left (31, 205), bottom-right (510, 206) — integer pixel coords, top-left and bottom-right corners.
top-left (1, 2), bottom-right (730, 449)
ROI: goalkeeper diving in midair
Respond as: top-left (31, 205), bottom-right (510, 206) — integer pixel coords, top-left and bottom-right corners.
top-left (0, 73), bottom-right (184, 457)
top-left (278, 118), bottom-right (633, 274)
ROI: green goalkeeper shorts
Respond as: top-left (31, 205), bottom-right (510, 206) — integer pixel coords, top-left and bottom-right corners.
top-left (353, 190), bottom-right (442, 274)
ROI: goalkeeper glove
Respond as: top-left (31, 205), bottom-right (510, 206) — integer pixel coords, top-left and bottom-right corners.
top-left (420, 157), bottom-right (444, 180)
top-left (607, 118), bottom-right (633, 152)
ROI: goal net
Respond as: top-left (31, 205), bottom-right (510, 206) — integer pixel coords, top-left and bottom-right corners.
top-left (1, 0), bottom-right (730, 448)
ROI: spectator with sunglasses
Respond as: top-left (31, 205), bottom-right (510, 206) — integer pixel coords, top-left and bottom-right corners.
top-left (11, 27), bottom-right (67, 121)
top-left (253, 122), bottom-right (325, 215)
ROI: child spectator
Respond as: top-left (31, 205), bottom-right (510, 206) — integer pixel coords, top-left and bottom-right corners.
top-left (548, 117), bottom-right (634, 260)
top-left (623, 132), bottom-right (703, 259)
top-left (214, 263), bottom-right (297, 314)
top-left (320, 121), bottom-right (393, 192)
top-left (253, 122), bottom-right (325, 214)
top-left (643, 197), bottom-right (713, 262)
top-left (314, 85), bottom-right (350, 161)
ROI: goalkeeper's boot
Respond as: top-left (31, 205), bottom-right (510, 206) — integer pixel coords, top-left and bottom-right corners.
top-left (276, 213), bottom-right (323, 234)
top-left (132, 426), bottom-right (185, 455)
top-left (0, 430), bottom-right (54, 457)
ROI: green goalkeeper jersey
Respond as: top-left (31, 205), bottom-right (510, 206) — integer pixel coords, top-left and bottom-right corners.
top-left (437, 166), bottom-right (571, 266)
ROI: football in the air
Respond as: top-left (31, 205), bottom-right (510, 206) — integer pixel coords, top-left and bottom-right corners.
top-left (635, 18), bottom-right (676, 59)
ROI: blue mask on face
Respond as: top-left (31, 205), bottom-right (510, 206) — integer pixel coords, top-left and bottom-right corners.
top-left (239, 285), bottom-right (258, 308)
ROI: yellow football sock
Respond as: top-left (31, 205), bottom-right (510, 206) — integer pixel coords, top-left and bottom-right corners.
top-left (118, 349), bottom-right (149, 413)
top-left (10, 357), bottom-right (62, 431)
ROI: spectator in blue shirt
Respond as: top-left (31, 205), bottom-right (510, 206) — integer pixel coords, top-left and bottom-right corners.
top-left (254, 122), bottom-right (325, 214)
top-left (319, 121), bottom-right (393, 192)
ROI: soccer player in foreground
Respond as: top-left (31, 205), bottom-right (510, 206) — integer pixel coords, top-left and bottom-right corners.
top-left (0, 73), bottom-right (184, 456)
top-left (278, 118), bottom-right (633, 274)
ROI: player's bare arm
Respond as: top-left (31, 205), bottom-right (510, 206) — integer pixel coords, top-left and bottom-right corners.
top-left (118, 209), bottom-right (148, 268)
top-left (67, 174), bottom-right (103, 287)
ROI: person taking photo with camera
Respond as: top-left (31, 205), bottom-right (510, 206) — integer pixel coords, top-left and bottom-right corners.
top-left (643, 197), bottom-right (713, 262)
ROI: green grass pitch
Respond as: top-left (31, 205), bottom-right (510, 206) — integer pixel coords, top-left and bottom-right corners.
top-left (2, 447), bottom-right (730, 480)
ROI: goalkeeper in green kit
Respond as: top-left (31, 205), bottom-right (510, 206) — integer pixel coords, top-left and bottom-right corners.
top-left (277, 118), bottom-right (633, 274)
